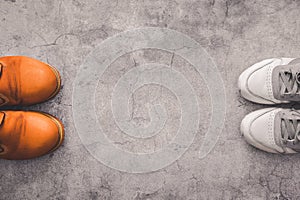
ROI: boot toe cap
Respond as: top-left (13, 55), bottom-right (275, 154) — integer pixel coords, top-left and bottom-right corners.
top-left (21, 61), bottom-right (61, 104)
top-left (0, 112), bottom-right (64, 160)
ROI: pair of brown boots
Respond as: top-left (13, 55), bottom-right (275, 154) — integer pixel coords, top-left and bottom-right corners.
top-left (0, 56), bottom-right (64, 160)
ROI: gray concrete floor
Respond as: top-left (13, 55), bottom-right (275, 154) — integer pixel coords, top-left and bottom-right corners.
top-left (1, 0), bottom-right (300, 199)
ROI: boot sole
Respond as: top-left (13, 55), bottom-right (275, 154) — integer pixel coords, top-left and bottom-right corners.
top-left (40, 112), bottom-right (65, 153)
top-left (45, 63), bottom-right (62, 101)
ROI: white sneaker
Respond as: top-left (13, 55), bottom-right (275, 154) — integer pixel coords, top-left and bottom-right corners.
top-left (241, 108), bottom-right (300, 154)
top-left (238, 58), bottom-right (300, 104)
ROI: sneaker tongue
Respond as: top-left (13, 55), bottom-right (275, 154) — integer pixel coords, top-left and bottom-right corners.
top-left (0, 112), bottom-right (5, 126)
top-left (272, 59), bottom-right (300, 101)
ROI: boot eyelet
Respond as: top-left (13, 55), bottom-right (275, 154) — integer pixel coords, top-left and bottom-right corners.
top-left (0, 145), bottom-right (7, 155)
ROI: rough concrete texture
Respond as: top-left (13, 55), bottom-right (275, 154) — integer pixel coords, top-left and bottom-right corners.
top-left (0, 0), bottom-right (300, 199)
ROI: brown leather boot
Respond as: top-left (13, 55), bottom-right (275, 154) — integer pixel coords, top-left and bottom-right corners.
top-left (0, 111), bottom-right (64, 160)
top-left (0, 56), bottom-right (61, 106)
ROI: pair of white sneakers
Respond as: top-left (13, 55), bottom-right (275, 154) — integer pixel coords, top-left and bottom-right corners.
top-left (239, 58), bottom-right (300, 154)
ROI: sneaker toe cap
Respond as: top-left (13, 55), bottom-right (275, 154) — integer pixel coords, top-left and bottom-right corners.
top-left (241, 108), bottom-right (283, 153)
top-left (238, 58), bottom-right (277, 104)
